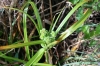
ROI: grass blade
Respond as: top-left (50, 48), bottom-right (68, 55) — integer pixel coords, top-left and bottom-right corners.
top-left (25, 48), bottom-right (45, 66)
top-left (47, 9), bottom-right (92, 49)
top-left (33, 63), bottom-right (55, 66)
top-left (0, 52), bottom-right (26, 63)
top-left (29, 2), bottom-right (43, 33)
top-left (56, 0), bottom-right (89, 33)
top-left (0, 40), bottom-right (44, 50)
top-left (59, 9), bottom-right (92, 40)
top-left (23, 4), bottom-right (30, 60)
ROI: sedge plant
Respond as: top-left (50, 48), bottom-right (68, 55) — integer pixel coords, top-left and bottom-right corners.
top-left (0, 0), bottom-right (95, 66)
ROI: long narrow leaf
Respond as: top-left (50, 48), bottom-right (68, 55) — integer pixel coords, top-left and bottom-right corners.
top-left (0, 40), bottom-right (44, 50)
top-left (59, 9), bottom-right (92, 40)
top-left (22, 1), bottom-right (42, 34)
top-left (23, 3), bottom-right (30, 60)
top-left (33, 63), bottom-right (55, 66)
top-left (29, 2), bottom-right (43, 33)
top-left (3, 6), bottom-right (40, 34)
top-left (0, 52), bottom-right (26, 63)
top-left (47, 9), bottom-right (92, 49)
top-left (56, 0), bottom-right (89, 33)
top-left (51, 7), bottom-right (66, 31)
top-left (25, 48), bottom-right (45, 66)
top-left (21, 2), bottom-right (43, 35)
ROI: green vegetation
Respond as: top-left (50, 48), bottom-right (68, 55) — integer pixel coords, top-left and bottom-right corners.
top-left (0, 0), bottom-right (100, 66)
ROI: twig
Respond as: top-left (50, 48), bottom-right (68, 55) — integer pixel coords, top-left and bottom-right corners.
top-left (49, 0), bottom-right (53, 21)
top-left (8, 0), bottom-right (17, 43)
